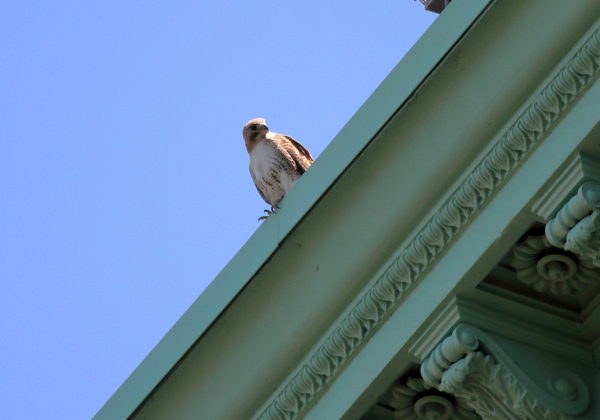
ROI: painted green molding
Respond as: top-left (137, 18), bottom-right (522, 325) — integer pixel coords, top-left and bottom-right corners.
top-left (510, 180), bottom-right (600, 295)
top-left (387, 375), bottom-right (480, 419)
top-left (442, 352), bottom-right (570, 420)
top-left (94, 2), bottom-right (495, 419)
top-left (510, 234), bottom-right (600, 295)
top-left (422, 324), bottom-right (589, 418)
top-left (546, 181), bottom-right (600, 263)
top-left (532, 154), bottom-right (600, 222)
top-left (254, 25), bottom-right (600, 420)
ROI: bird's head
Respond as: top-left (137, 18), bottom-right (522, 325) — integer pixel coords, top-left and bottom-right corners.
top-left (243, 118), bottom-right (269, 152)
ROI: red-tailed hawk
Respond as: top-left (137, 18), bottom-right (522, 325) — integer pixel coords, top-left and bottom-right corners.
top-left (243, 118), bottom-right (314, 219)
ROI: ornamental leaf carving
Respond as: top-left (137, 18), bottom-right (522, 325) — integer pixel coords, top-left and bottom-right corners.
top-left (439, 353), bottom-right (570, 420)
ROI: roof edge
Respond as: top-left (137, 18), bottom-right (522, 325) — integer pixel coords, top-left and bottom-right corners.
top-left (93, 1), bottom-right (493, 418)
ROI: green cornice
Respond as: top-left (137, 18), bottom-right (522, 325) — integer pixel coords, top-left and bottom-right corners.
top-left (93, 2), bottom-right (494, 419)
top-left (256, 24), bottom-right (600, 420)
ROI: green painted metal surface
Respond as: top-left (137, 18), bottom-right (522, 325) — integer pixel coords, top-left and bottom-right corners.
top-left (94, 2), bottom-right (493, 419)
top-left (311, 77), bottom-right (600, 420)
top-left (95, 0), bottom-right (600, 419)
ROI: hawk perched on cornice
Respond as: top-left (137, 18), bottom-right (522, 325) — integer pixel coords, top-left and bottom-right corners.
top-left (243, 118), bottom-right (314, 219)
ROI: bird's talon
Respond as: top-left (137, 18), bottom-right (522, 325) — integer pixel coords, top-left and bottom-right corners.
top-left (258, 209), bottom-right (272, 221)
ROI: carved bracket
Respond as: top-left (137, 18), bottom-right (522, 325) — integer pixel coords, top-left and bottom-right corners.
top-left (545, 182), bottom-right (600, 266)
top-left (420, 324), bottom-right (590, 419)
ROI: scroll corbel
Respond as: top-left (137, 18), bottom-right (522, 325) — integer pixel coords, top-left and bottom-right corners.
top-left (546, 182), bottom-right (600, 266)
top-left (419, 324), bottom-right (590, 419)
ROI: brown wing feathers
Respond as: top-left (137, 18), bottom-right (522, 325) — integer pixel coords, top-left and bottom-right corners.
top-left (275, 134), bottom-right (314, 174)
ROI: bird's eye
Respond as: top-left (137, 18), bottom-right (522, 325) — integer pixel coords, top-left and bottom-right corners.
top-left (249, 124), bottom-right (258, 131)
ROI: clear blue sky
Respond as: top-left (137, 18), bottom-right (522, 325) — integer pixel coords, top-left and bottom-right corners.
top-left (0, 2), bottom-right (436, 419)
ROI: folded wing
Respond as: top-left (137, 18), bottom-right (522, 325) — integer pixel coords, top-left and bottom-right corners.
top-left (275, 134), bottom-right (314, 175)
